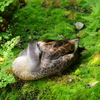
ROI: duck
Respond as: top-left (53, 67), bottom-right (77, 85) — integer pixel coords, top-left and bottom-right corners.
top-left (12, 38), bottom-right (80, 80)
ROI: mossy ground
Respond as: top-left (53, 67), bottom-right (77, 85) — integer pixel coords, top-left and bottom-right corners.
top-left (1, 34), bottom-right (100, 100)
top-left (1, 0), bottom-right (100, 100)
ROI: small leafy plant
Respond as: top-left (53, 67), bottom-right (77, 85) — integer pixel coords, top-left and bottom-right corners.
top-left (1, 36), bottom-right (20, 60)
top-left (0, 36), bottom-right (20, 88)
top-left (83, 0), bottom-right (100, 32)
top-left (0, 0), bottom-right (13, 12)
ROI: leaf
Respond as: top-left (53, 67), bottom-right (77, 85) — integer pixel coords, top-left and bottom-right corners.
top-left (84, 0), bottom-right (97, 6)
top-left (0, 0), bottom-right (13, 12)
top-left (0, 57), bottom-right (4, 62)
top-left (76, 31), bottom-right (85, 37)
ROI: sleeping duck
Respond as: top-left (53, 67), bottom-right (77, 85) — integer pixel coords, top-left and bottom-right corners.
top-left (12, 38), bottom-right (80, 80)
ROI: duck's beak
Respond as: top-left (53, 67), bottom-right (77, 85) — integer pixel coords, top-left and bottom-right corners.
top-left (72, 38), bottom-right (79, 53)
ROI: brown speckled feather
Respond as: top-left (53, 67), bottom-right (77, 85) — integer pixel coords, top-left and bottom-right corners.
top-left (38, 39), bottom-right (78, 59)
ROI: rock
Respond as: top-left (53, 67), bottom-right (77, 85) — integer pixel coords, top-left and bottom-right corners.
top-left (74, 22), bottom-right (84, 30)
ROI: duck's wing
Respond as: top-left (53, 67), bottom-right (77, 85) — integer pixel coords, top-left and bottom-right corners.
top-left (38, 51), bottom-right (79, 78)
top-left (38, 39), bottom-right (79, 60)
top-left (18, 48), bottom-right (27, 57)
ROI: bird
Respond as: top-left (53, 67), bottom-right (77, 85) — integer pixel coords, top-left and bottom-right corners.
top-left (12, 38), bottom-right (81, 80)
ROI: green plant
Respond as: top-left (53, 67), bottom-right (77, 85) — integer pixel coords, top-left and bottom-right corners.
top-left (0, 70), bottom-right (15, 88)
top-left (83, 0), bottom-right (100, 32)
top-left (0, 0), bottom-right (13, 12)
top-left (1, 36), bottom-right (20, 60)
top-left (11, 2), bottom-right (48, 42)
top-left (0, 16), bottom-right (3, 22)
top-left (0, 36), bottom-right (20, 88)
top-left (0, 0), bottom-right (21, 46)
top-left (11, 2), bottom-right (77, 44)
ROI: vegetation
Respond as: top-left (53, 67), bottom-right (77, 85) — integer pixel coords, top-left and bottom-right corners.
top-left (1, 0), bottom-right (100, 99)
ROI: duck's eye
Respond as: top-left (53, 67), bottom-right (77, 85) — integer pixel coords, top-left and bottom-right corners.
top-left (52, 44), bottom-right (57, 47)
